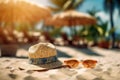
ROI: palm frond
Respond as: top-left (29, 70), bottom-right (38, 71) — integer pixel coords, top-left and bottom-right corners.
top-left (50, 0), bottom-right (67, 8)
top-left (73, 0), bottom-right (83, 9)
top-left (63, 0), bottom-right (73, 10)
top-left (49, 0), bottom-right (84, 12)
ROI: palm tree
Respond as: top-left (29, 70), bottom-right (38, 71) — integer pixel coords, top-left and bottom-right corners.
top-left (79, 9), bottom-right (109, 46)
top-left (104, 0), bottom-right (120, 48)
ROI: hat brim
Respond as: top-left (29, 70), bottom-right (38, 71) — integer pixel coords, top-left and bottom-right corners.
top-left (16, 59), bottom-right (63, 70)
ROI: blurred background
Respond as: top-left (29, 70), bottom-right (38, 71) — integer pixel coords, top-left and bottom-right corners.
top-left (0, 0), bottom-right (120, 57)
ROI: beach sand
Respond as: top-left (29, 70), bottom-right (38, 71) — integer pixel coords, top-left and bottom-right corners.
top-left (0, 46), bottom-right (120, 80)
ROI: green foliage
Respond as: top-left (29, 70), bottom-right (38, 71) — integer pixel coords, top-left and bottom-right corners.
top-left (109, 27), bottom-right (116, 35)
top-left (49, 27), bottom-right (62, 37)
top-left (78, 8), bottom-right (109, 42)
top-left (78, 22), bottom-right (109, 42)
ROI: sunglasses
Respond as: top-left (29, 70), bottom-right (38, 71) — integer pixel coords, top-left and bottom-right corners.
top-left (64, 59), bottom-right (98, 69)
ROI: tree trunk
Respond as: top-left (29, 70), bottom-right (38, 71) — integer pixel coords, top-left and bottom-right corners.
top-left (109, 1), bottom-right (115, 48)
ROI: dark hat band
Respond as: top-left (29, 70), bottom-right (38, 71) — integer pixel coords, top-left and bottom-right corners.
top-left (29, 56), bottom-right (57, 65)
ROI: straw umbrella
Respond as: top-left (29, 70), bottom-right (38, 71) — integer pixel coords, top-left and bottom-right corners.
top-left (45, 10), bottom-right (96, 26)
top-left (0, 0), bottom-right (52, 56)
top-left (0, 0), bottom-right (52, 43)
top-left (0, 0), bottom-right (51, 30)
top-left (45, 10), bottom-right (96, 35)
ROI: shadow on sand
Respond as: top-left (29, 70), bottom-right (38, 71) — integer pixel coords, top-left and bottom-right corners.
top-left (57, 50), bottom-right (72, 58)
top-left (109, 48), bottom-right (120, 52)
top-left (70, 46), bottom-right (103, 56)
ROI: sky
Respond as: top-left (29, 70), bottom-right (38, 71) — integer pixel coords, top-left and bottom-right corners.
top-left (29, 0), bottom-right (120, 34)
top-left (78, 0), bottom-right (104, 12)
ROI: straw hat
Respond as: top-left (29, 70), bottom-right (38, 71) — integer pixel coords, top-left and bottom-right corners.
top-left (19, 42), bottom-right (63, 70)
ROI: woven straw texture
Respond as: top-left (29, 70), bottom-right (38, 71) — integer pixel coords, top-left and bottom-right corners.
top-left (28, 43), bottom-right (57, 58)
